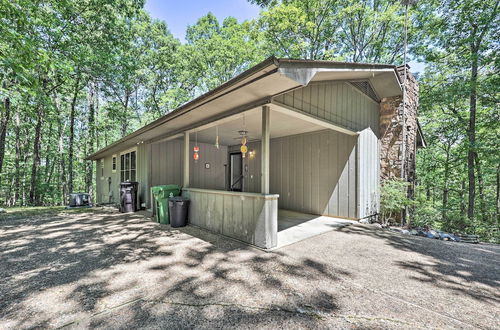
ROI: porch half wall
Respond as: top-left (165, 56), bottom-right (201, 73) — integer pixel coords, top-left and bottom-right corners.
top-left (182, 188), bottom-right (278, 249)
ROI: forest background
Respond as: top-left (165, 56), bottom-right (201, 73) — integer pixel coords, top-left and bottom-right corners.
top-left (0, 0), bottom-right (498, 240)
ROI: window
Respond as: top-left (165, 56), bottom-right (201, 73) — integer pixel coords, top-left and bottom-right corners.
top-left (112, 155), bottom-right (117, 172)
top-left (100, 159), bottom-right (104, 180)
top-left (120, 150), bottom-right (136, 182)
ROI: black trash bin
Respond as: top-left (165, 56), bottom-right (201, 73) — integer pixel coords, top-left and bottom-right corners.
top-left (168, 196), bottom-right (190, 227)
top-left (120, 182), bottom-right (139, 213)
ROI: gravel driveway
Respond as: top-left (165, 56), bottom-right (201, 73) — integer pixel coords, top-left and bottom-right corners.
top-left (0, 207), bottom-right (498, 329)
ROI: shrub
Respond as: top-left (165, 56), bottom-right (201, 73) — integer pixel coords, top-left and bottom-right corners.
top-left (380, 178), bottom-right (413, 225)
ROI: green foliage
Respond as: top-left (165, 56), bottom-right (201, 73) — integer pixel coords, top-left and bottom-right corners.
top-left (255, 0), bottom-right (414, 62)
top-left (412, 188), bottom-right (441, 229)
top-left (182, 13), bottom-right (264, 94)
top-left (380, 178), bottom-right (413, 224)
top-left (413, 0), bottom-right (499, 237)
top-left (0, 0), bottom-right (498, 243)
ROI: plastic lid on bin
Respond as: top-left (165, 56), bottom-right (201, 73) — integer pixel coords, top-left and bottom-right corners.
top-left (152, 184), bottom-right (181, 191)
top-left (152, 185), bottom-right (181, 198)
top-left (151, 186), bottom-right (164, 196)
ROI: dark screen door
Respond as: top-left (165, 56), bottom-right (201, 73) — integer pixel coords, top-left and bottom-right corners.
top-left (230, 153), bottom-right (243, 191)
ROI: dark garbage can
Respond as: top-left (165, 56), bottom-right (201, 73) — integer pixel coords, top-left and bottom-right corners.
top-left (151, 185), bottom-right (181, 224)
top-left (120, 182), bottom-right (139, 213)
top-left (168, 196), bottom-right (190, 228)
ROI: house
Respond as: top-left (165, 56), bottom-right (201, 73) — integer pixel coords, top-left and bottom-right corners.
top-left (88, 57), bottom-right (424, 249)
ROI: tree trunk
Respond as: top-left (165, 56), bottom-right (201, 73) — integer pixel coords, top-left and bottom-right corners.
top-left (442, 145), bottom-right (451, 226)
top-left (43, 120), bottom-right (56, 196)
top-left (13, 110), bottom-right (21, 205)
top-left (95, 83), bottom-right (100, 150)
top-left (474, 152), bottom-right (487, 221)
top-left (496, 162), bottom-right (500, 224)
top-left (0, 82), bottom-right (11, 176)
top-left (58, 117), bottom-right (67, 205)
top-left (460, 165), bottom-right (467, 224)
top-left (43, 121), bottom-right (53, 179)
top-left (121, 91), bottom-right (130, 137)
top-left (85, 81), bottom-right (96, 194)
top-left (467, 45), bottom-right (478, 222)
top-left (68, 75), bottom-right (81, 194)
top-left (29, 104), bottom-right (44, 205)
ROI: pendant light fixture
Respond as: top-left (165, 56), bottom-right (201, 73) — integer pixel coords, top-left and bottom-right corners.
top-left (239, 113), bottom-right (248, 158)
top-left (193, 131), bottom-right (199, 162)
top-left (240, 135), bottom-right (248, 158)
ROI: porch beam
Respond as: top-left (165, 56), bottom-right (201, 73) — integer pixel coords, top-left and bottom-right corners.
top-left (183, 131), bottom-right (189, 187)
top-left (146, 98), bottom-right (271, 144)
top-left (261, 105), bottom-right (270, 194)
top-left (271, 100), bottom-right (358, 136)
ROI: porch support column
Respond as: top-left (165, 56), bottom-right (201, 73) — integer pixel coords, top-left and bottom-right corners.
top-left (261, 105), bottom-right (270, 194)
top-left (183, 131), bottom-right (189, 187)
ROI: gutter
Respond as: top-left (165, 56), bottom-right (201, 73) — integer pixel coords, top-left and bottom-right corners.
top-left (276, 58), bottom-right (395, 69)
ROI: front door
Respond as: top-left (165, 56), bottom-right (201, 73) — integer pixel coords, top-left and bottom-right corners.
top-left (229, 152), bottom-right (243, 191)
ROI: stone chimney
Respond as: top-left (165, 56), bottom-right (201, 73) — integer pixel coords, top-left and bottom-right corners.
top-left (379, 65), bottom-right (420, 188)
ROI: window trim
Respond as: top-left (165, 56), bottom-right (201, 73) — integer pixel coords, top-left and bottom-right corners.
top-left (112, 154), bottom-right (117, 173)
top-left (119, 147), bottom-right (138, 183)
top-left (119, 147), bottom-right (138, 156)
top-left (100, 159), bottom-right (105, 180)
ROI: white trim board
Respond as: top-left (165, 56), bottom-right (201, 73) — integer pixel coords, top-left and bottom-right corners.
top-left (270, 100), bottom-right (358, 136)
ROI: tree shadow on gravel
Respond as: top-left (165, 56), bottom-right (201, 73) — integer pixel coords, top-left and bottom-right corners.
top-left (337, 224), bottom-right (500, 304)
top-left (0, 207), bottom-right (348, 329)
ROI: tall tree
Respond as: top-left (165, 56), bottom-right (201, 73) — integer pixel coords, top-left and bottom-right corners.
top-left (253, 0), bottom-right (412, 62)
top-left (0, 81), bottom-right (10, 176)
top-left (416, 0), bottom-right (499, 222)
top-left (182, 13), bottom-right (264, 94)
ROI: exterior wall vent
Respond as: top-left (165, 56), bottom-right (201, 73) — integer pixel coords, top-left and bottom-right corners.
top-left (349, 81), bottom-right (380, 102)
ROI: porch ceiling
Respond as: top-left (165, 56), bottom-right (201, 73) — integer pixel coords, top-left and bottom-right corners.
top-left (190, 105), bottom-right (326, 146)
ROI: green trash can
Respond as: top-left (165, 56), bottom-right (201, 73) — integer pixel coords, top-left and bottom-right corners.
top-left (151, 185), bottom-right (181, 224)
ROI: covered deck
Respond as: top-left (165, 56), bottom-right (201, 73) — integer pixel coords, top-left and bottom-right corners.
top-left (169, 102), bottom-right (357, 249)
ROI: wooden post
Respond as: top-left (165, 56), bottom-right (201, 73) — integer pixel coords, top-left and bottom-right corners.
top-left (183, 131), bottom-right (189, 188)
top-left (261, 105), bottom-right (270, 194)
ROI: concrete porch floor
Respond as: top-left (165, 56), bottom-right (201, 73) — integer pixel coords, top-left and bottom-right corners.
top-left (146, 208), bottom-right (356, 250)
top-left (276, 209), bottom-right (355, 249)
